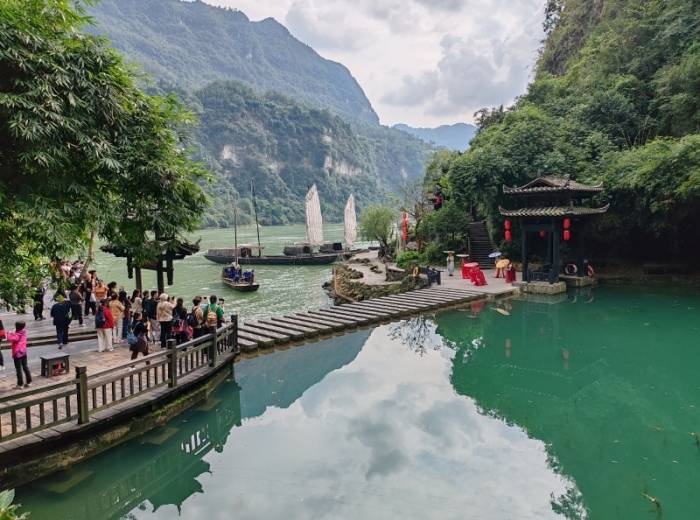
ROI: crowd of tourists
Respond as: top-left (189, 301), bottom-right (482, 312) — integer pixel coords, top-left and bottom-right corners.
top-left (0, 265), bottom-right (230, 389)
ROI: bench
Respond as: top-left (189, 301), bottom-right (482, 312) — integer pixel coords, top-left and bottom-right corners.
top-left (40, 352), bottom-right (70, 377)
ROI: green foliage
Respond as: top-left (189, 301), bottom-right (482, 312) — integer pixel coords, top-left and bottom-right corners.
top-left (87, 0), bottom-right (378, 125)
top-left (84, 0), bottom-right (433, 227)
top-left (359, 205), bottom-right (396, 255)
top-left (396, 251), bottom-right (424, 269)
top-left (0, 0), bottom-right (208, 305)
top-left (417, 201), bottom-right (468, 255)
top-left (443, 0), bottom-right (700, 261)
top-left (0, 490), bottom-right (28, 520)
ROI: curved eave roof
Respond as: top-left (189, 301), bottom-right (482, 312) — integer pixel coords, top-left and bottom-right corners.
top-left (498, 204), bottom-right (610, 217)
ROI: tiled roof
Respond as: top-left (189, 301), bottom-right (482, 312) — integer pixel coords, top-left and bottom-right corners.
top-left (498, 204), bottom-right (610, 217)
top-left (503, 176), bottom-right (603, 194)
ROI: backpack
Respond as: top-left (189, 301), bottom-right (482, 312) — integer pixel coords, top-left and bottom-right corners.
top-left (95, 307), bottom-right (106, 328)
top-left (186, 311), bottom-right (199, 328)
top-left (206, 305), bottom-right (218, 327)
top-left (126, 332), bottom-right (138, 347)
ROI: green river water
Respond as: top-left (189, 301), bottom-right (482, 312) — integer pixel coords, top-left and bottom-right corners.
top-left (90, 224), bottom-right (346, 320)
top-left (15, 285), bottom-right (700, 519)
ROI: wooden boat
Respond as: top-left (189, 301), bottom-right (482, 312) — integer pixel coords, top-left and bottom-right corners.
top-left (220, 206), bottom-right (260, 291)
top-left (222, 276), bottom-right (260, 292)
top-left (205, 184), bottom-right (359, 266)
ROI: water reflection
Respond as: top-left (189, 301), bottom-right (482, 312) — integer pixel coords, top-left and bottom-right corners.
top-left (18, 321), bottom-right (578, 520)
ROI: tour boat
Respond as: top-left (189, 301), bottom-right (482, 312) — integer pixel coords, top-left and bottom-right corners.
top-left (221, 205), bottom-right (260, 291)
top-left (205, 185), bottom-right (358, 266)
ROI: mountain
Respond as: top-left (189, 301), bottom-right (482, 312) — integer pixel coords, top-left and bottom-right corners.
top-left (393, 123), bottom-right (477, 151)
top-left (191, 81), bottom-right (429, 226)
top-left (87, 0), bottom-right (434, 226)
top-left (87, 0), bottom-right (378, 125)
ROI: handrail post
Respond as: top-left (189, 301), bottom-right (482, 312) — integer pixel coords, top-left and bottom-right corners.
top-left (76, 366), bottom-right (89, 425)
top-left (209, 326), bottom-right (218, 367)
top-left (168, 343), bottom-right (178, 388)
top-left (231, 314), bottom-right (238, 354)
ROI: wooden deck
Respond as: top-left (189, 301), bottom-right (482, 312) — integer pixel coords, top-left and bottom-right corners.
top-left (0, 283), bottom-right (517, 467)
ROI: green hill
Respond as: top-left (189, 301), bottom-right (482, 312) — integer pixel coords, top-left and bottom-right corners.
top-left (87, 0), bottom-right (432, 226)
top-left (87, 0), bottom-right (378, 125)
top-left (448, 0), bottom-right (700, 261)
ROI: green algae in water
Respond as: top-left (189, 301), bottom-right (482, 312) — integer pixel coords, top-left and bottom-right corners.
top-left (16, 286), bottom-right (700, 519)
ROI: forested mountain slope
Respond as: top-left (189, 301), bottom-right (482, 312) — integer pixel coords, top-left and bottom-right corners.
top-left (88, 0), bottom-right (378, 125)
top-left (394, 123), bottom-right (477, 151)
top-left (88, 0), bottom-right (432, 226)
top-left (448, 0), bottom-right (700, 260)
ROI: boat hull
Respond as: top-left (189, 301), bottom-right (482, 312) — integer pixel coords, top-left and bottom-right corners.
top-left (205, 253), bottom-right (342, 266)
top-left (222, 279), bottom-right (260, 292)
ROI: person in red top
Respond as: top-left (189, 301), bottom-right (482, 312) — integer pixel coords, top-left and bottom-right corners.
top-left (0, 319), bottom-right (5, 371)
top-left (96, 299), bottom-right (115, 353)
top-left (6, 321), bottom-right (31, 388)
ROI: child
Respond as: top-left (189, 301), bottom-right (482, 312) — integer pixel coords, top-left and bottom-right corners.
top-left (7, 321), bottom-right (31, 388)
top-left (0, 319), bottom-right (5, 370)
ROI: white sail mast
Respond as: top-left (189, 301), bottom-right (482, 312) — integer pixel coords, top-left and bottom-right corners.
top-left (305, 184), bottom-right (324, 246)
top-left (344, 194), bottom-right (357, 249)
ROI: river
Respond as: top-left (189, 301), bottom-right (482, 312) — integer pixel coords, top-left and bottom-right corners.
top-left (91, 224), bottom-right (346, 320)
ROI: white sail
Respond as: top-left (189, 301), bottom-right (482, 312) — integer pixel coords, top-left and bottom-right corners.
top-left (305, 184), bottom-right (324, 246)
top-left (344, 194), bottom-right (357, 249)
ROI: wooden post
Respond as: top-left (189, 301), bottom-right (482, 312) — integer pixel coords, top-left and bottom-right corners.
top-left (76, 366), bottom-right (89, 425)
top-left (166, 249), bottom-right (174, 286)
top-left (168, 344), bottom-right (178, 388)
top-left (209, 326), bottom-right (218, 367)
top-left (231, 314), bottom-right (238, 353)
top-left (156, 260), bottom-right (165, 294)
top-left (551, 221), bottom-right (561, 284)
top-left (521, 222), bottom-right (529, 282)
top-left (135, 267), bottom-right (143, 292)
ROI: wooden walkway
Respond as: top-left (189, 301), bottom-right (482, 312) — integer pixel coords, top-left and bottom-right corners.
top-left (0, 285), bottom-right (515, 456)
top-left (233, 286), bottom-right (502, 352)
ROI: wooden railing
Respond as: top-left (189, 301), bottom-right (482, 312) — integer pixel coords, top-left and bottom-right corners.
top-left (0, 317), bottom-right (238, 443)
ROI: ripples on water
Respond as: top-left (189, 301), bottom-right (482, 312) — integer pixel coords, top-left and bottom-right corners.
top-left (17, 286), bottom-right (700, 519)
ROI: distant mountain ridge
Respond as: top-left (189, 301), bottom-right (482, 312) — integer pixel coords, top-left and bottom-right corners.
top-left (87, 0), bottom-right (433, 226)
top-left (87, 0), bottom-right (378, 125)
top-left (394, 123), bottom-right (477, 151)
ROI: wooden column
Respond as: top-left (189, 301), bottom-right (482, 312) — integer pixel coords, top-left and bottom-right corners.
top-left (135, 267), bottom-right (143, 292)
top-left (550, 220), bottom-right (561, 284)
top-left (166, 249), bottom-right (174, 286)
top-left (156, 258), bottom-right (165, 294)
top-left (521, 222), bottom-right (528, 282)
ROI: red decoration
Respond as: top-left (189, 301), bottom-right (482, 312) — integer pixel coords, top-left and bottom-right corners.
top-left (563, 229), bottom-right (571, 241)
top-left (539, 230), bottom-right (546, 238)
top-left (563, 218), bottom-right (571, 230)
top-left (504, 219), bottom-right (511, 231)
top-left (401, 212), bottom-right (409, 241)
top-left (505, 230), bottom-right (512, 242)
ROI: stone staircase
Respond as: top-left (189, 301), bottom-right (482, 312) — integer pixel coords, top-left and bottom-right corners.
top-left (467, 221), bottom-right (496, 268)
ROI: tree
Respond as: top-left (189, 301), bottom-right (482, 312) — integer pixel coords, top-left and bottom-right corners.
top-left (0, 0), bottom-right (208, 305)
top-left (359, 205), bottom-right (396, 258)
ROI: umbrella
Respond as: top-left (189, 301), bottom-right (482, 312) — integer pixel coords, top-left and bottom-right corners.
top-left (488, 251), bottom-right (502, 258)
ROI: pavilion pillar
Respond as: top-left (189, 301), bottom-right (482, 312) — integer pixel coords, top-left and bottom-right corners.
top-left (135, 267), bottom-right (143, 292)
top-left (521, 222), bottom-right (528, 282)
top-left (576, 221), bottom-right (586, 276)
top-left (166, 250), bottom-right (174, 286)
top-left (156, 258), bottom-right (165, 294)
top-left (550, 222), bottom-right (561, 284)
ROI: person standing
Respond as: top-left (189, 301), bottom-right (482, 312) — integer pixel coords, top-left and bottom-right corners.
top-left (129, 313), bottom-right (149, 361)
top-left (32, 285), bottom-right (45, 320)
top-left (108, 293), bottom-right (125, 344)
top-left (95, 299), bottom-right (114, 352)
top-left (50, 295), bottom-right (72, 349)
top-left (68, 285), bottom-right (84, 327)
top-left (7, 321), bottom-right (31, 388)
top-left (0, 319), bottom-right (5, 371)
top-left (145, 290), bottom-right (160, 343)
top-left (94, 280), bottom-right (108, 302)
top-left (82, 271), bottom-right (97, 316)
top-left (119, 290), bottom-right (131, 341)
top-left (205, 294), bottom-right (224, 333)
top-left (446, 252), bottom-right (455, 277)
top-left (130, 289), bottom-right (142, 316)
top-left (190, 297), bottom-right (205, 338)
top-left (156, 293), bottom-right (175, 349)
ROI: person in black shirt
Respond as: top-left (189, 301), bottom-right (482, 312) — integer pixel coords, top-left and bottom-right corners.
top-left (68, 285), bottom-right (84, 326)
top-left (32, 285), bottom-right (45, 320)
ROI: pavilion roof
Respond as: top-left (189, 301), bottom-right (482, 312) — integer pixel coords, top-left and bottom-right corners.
top-left (498, 204), bottom-right (610, 218)
top-left (503, 175), bottom-right (603, 195)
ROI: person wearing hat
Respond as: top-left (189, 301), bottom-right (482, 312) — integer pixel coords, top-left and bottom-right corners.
top-left (50, 294), bottom-right (73, 349)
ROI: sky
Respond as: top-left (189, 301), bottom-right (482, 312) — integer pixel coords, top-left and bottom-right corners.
top-left (202, 0), bottom-right (546, 127)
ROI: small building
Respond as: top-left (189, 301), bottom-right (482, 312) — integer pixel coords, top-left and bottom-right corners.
top-left (499, 175), bottom-right (609, 285)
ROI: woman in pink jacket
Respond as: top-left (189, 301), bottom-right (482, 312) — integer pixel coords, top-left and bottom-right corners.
top-left (7, 321), bottom-right (31, 389)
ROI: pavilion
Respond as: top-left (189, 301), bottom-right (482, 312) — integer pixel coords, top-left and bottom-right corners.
top-left (499, 175), bottom-right (608, 285)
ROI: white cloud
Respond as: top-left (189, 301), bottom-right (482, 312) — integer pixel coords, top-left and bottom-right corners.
top-left (201, 0), bottom-right (545, 126)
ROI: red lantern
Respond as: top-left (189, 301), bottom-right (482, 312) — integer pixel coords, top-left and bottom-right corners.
top-left (539, 230), bottom-right (546, 238)
top-left (505, 230), bottom-right (512, 242)
top-left (563, 229), bottom-right (571, 242)
top-left (563, 218), bottom-right (571, 230)
top-left (504, 219), bottom-right (512, 231)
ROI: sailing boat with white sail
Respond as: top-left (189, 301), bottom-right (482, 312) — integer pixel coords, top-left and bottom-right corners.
top-left (205, 184), bottom-right (343, 265)
top-left (344, 194), bottom-right (357, 250)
